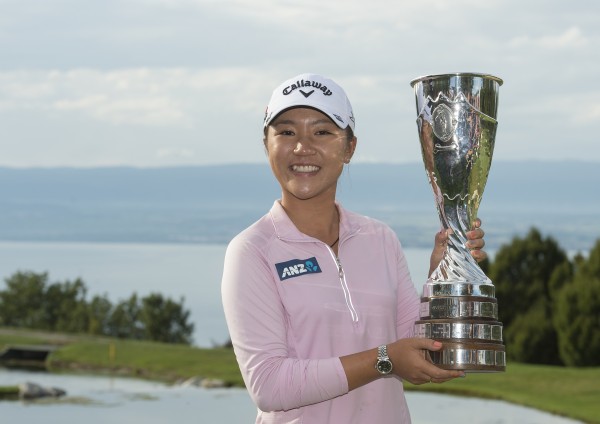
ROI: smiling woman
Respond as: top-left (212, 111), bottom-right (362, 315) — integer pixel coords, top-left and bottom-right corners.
top-left (264, 108), bottom-right (356, 222)
top-left (221, 73), bottom-right (487, 424)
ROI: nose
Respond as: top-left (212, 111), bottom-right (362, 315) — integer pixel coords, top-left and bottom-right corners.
top-left (293, 136), bottom-right (316, 155)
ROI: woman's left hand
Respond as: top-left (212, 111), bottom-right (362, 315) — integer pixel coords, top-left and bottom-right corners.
top-left (466, 218), bottom-right (487, 262)
top-left (429, 219), bottom-right (487, 276)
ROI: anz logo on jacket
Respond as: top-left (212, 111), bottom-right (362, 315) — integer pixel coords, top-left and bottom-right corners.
top-left (275, 257), bottom-right (322, 281)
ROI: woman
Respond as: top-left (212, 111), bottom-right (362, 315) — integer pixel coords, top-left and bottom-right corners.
top-left (221, 73), bottom-right (486, 423)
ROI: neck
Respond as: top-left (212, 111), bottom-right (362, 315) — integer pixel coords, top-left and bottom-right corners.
top-left (280, 195), bottom-right (339, 245)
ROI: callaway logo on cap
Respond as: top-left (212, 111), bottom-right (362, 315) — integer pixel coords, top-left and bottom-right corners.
top-left (263, 73), bottom-right (355, 132)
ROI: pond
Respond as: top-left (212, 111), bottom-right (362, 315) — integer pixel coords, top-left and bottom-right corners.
top-left (0, 368), bottom-right (582, 423)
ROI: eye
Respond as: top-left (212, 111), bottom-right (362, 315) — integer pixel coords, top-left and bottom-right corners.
top-left (274, 128), bottom-right (295, 136)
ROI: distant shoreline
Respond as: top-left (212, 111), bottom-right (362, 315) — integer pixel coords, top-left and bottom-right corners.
top-left (0, 161), bottom-right (599, 251)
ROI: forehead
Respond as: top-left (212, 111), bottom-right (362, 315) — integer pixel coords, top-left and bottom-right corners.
top-left (271, 107), bottom-right (336, 126)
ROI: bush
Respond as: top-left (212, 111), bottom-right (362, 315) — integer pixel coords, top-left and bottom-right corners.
top-left (554, 240), bottom-right (600, 366)
top-left (489, 228), bottom-right (570, 365)
top-left (0, 271), bottom-right (194, 345)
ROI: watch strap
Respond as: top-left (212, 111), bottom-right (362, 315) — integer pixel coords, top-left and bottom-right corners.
top-left (378, 344), bottom-right (389, 360)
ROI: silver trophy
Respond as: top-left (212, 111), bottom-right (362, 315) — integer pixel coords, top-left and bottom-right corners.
top-left (410, 73), bottom-right (505, 372)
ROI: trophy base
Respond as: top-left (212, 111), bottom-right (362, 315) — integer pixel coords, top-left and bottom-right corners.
top-left (429, 341), bottom-right (506, 373)
top-left (422, 282), bottom-right (495, 298)
top-left (415, 319), bottom-right (503, 341)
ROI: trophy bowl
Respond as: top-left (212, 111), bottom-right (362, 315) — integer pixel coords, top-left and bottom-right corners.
top-left (410, 73), bottom-right (505, 372)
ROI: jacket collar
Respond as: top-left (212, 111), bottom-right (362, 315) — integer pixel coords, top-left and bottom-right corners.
top-left (269, 200), bottom-right (361, 243)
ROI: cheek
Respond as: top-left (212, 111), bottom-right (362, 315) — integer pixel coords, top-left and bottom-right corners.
top-left (332, 144), bottom-right (352, 162)
top-left (266, 145), bottom-right (288, 173)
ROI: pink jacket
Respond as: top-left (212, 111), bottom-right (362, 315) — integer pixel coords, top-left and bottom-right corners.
top-left (221, 201), bottom-right (420, 423)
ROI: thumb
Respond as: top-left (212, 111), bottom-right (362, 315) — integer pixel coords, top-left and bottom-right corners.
top-left (427, 340), bottom-right (443, 351)
top-left (412, 338), bottom-right (444, 351)
top-left (434, 229), bottom-right (448, 248)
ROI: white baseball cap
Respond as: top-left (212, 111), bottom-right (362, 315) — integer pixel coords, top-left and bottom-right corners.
top-left (263, 73), bottom-right (355, 132)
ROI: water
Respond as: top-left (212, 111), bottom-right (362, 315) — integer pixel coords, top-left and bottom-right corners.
top-left (0, 368), bottom-right (582, 423)
top-left (0, 241), bottom-right (435, 347)
top-left (0, 367), bottom-right (257, 422)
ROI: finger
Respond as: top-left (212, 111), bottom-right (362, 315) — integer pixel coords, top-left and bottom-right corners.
top-left (416, 339), bottom-right (444, 351)
top-left (414, 372), bottom-right (435, 385)
top-left (466, 239), bottom-right (485, 250)
top-left (431, 375), bottom-right (460, 384)
top-left (431, 369), bottom-right (466, 381)
top-left (434, 229), bottom-right (449, 246)
top-left (467, 227), bottom-right (485, 240)
top-left (418, 365), bottom-right (464, 385)
top-left (474, 218), bottom-right (482, 228)
top-left (471, 249), bottom-right (488, 262)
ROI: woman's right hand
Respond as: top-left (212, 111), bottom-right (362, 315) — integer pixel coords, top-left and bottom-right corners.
top-left (387, 338), bottom-right (465, 384)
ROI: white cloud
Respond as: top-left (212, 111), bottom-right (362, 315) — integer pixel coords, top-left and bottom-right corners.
top-left (510, 26), bottom-right (589, 49)
top-left (138, 0), bottom-right (501, 40)
top-left (54, 94), bottom-right (185, 127)
top-left (155, 147), bottom-right (196, 159)
top-left (0, 0), bottom-right (599, 167)
top-left (0, 67), bottom-right (275, 128)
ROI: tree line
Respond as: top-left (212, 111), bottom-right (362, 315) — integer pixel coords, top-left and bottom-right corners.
top-left (0, 272), bottom-right (194, 345)
top-left (1, 227), bottom-right (598, 364)
top-left (483, 228), bottom-right (600, 367)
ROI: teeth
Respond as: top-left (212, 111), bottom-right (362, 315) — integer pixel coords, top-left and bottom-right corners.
top-left (292, 165), bottom-right (319, 173)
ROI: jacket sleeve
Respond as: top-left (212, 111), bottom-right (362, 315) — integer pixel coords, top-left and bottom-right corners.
top-left (221, 236), bottom-right (349, 412)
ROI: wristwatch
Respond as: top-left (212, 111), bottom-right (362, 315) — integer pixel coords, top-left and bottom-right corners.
top-left (375, 345), bottom-right (393, 375)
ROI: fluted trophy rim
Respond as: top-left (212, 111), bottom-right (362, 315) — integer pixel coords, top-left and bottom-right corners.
top-left (410, 72), bottom-right (503, 87)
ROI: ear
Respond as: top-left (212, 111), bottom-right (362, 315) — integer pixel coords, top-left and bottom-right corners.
top-left (344, 136), bottom-right (357, 163)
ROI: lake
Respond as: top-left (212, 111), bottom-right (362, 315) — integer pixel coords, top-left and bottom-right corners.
top-left (0, 241), bottom-right (436, 347)
top-left (0, 368), bottom-right (582, 423)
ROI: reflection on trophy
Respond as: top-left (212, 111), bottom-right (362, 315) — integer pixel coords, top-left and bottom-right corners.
top-left (410, 73), bottom-right (506, 372)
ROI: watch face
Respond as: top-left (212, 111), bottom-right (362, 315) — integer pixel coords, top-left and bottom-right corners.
top-left (377, 359), bottom-right (393, 374)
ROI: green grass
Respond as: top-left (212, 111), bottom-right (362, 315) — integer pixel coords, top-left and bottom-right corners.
top-left (50, 339), bottom-right (243, 385)
top-left (0, 385), bottom-right (19, 401)
top-left (0, 327), bottom-right (242, 386)
top-left (2, 327), bottom-right (599, 422)
top-left (404, 363), bottom-right (600, 423)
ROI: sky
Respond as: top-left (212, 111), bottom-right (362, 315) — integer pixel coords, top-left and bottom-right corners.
top-left (1, 0), bottom-right (599, 168)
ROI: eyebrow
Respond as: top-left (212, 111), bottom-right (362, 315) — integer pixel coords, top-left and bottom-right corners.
top-left (272, 118), bottom-right (335, 126)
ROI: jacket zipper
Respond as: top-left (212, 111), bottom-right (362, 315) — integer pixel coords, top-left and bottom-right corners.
top-left (327, 247), bottom-right (359, 323)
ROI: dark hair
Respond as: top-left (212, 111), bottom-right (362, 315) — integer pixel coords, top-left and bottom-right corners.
top-left (343, 127), bottom-right (355, 143)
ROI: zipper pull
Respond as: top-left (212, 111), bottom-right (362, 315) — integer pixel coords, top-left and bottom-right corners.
top-left (336, 256), bottom-right (344, 278)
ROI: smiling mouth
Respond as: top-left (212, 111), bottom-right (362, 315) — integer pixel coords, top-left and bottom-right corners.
top-left (291, 165), bottom-right (320, 173)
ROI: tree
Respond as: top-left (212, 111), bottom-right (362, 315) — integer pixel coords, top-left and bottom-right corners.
top-left (554, 240), bottom-right (600, 366)
top-left (489, 228), bottom-right (570, 364)
top-left (0, 271), bottom-right (48, 328)
top-left (0, 270), bottom-right (194, 345)
top-left (43, 278), bottom-right (89, 333)
top-left (87, 294), bottom-right (113, 335)
top-left (504, 298), bottom-right (561, 365)
top-left (107, 293), bottom-right (143, 339)
top-left (140, 293), bottom-right (194, 344)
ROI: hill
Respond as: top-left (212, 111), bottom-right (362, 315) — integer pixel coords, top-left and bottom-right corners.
top-left (0, 161), bottom-right (598, 250)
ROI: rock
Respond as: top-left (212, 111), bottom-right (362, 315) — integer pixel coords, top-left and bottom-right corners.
top-left (178, 376), bottom-right (228, 389)
top-left (18, 382), bottom-right (67, 400)
top-left (200, 378), bottom-right (227, 388)
top-left (180, 376), bottom-right (204, 387)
